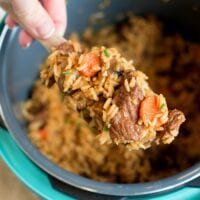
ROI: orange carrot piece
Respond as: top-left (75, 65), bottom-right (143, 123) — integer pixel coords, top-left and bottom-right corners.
top-left (79, 52), bottom-right (101, 77)
top-left (39, 128), bottom-right (48, 140)
top-left (139, 95), bottom-right (165, 127)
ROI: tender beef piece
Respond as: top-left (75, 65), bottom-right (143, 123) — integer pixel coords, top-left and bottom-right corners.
top-left (57, 74), bottom-right (65, 91)
top-left (26, 102), bottom-right (47, 128)
top-left (57, 42), bottom-right (74, 52)
top-left (110, 72), bottom-right (145, 143)
top-left (57, 42), bottom-right (85, 55)
top-left (27, 101), bottom-right (45, 115)
top-left (159, 109), bottom-right (186, 144)
top-left (46, 75), bottom-right (55, 87)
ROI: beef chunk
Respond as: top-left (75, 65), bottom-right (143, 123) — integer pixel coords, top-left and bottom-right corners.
top-left (57, 42), bottom-right (74, 52)
top-left (110, 72), bottom-right (145, 143)
top-left (159, 109), bottom-right (186, 144)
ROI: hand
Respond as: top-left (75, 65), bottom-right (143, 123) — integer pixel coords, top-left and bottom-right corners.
top-left (1, 0), bottom-right (67, 47)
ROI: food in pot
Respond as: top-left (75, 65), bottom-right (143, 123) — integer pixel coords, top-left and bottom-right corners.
top-left (23, 15), bottom-right (200, 183)
top-left (40, 36), bottom-right (185, 150)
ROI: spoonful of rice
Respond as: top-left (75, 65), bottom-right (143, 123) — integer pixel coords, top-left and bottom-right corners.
top-left (2, 1), bottom-right (185, 150)
top-left (40, 42), bottom-right (186, 150)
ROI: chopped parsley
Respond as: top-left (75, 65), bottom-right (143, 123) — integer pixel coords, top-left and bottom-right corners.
top-left (103, 49), bottom-right (110, 58)
top-left (63, 70), bottom-right (71, 75)
top-left (103, 123), bottom-right (109, 132)
top-left (160, 102), bottom-right (167, 112)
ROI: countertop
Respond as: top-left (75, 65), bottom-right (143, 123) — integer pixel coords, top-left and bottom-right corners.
top-left (0, 158), bottom-right (38, 200)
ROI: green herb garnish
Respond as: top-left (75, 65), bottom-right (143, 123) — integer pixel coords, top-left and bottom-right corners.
top-left (103, 123), bottom-right (109, 132)
top-left (103, 49), bottom-right (110, 58)
top-left (160, 103), bottom-right (167, 112)
top-left (63, 70), bottom-right (71, 75)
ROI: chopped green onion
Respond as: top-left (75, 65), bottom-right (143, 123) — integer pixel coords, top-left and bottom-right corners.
top-left (103, 49), bottom-right (110, 58)
top-left (103, 123), bottom-right (109, 132)
top-left (63, 70), bottom-right (71, 75)
top-left (160, 103), bottom-right (167, 112)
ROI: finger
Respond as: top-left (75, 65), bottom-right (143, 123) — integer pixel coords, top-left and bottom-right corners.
top-left (42, 0), bottom-right (67, 36)
top-left (11, 0), bottom-right (55, 39)
top-left (5, 15), bottom-right (17, 29)
top-left (18, 30), bottom-right (33, 48)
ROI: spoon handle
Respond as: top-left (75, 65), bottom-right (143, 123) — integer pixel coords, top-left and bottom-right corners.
top-left (39, 32), bottom-right (66, 51)
top-left (0, 1), bottom-right (66, 51)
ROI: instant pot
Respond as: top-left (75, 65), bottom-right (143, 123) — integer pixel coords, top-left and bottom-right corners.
top-left (0, 0), bottom-right (200, 199)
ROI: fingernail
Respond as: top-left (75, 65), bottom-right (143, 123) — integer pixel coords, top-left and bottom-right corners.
top-left (21, 42), bottom-right (31, 48)
top-left (25, 42), bottom-right (31, 48)
top-left (36, 23), bottom-right (55, 39)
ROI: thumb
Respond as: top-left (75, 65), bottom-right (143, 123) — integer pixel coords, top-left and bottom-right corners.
top-left (11, 0), bottom-right (55, 39)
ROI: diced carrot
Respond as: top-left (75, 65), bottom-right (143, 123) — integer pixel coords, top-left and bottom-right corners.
top-left (39, 128), bottom-right (48, 140)
top-left (79, 52), bottom-right (101, 77)
top-left (139, 95), bottom-right (166, 127)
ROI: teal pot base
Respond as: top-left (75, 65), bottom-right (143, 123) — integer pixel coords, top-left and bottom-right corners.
top-left (0, 128), bottom-right (200, 200)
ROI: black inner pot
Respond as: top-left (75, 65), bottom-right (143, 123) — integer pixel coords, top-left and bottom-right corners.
top-left (0, 0), bottom-right (200, 198)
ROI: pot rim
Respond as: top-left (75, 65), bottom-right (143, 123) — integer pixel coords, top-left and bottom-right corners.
top-left (0, 26), bottom-right (200, 197)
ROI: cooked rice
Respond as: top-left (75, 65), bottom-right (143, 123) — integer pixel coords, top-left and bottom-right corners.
top-left (124, 79), bottom-right (130, 92)
top-left (41, 28), bottom-right (174, 149)
top-left (24, 15), bottom-right (200, 183)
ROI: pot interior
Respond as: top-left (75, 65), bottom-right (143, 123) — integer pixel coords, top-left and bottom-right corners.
top-left (0, 0), bottom-right (200, 197)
